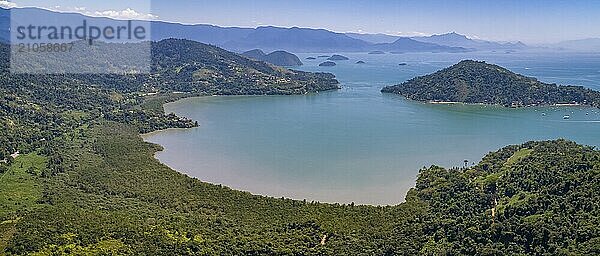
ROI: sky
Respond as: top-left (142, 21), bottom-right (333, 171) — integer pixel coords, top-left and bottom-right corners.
top-left (4, 0), bottom-right (600, 44)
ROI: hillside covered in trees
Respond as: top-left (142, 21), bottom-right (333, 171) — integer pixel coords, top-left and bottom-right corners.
top-left (151, 40), bottom-right (337, 94)
top-left (0, 39), bottom-right (340, 161)
top-left (1, 39), bottom-right (599, 254)
top-left (382, 60), bottom-right (600, 107)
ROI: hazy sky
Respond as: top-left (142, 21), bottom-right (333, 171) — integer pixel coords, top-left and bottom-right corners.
top-left (8, 0), bottom-right (600, 44)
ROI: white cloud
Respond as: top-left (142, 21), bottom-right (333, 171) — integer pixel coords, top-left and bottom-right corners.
top-left (0, 1), bottom-right (18, 9)
top-left (93, 8), bottom-right (158, 20)
top-left (45, 6), bottom-right (157, 20)
top-left (395, 31), bottom-right (430, 37)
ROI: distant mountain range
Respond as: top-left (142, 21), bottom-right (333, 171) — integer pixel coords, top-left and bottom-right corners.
top-left (348, 32), bottom-right (527, 51)
top-left (373, 37), bottom-right (468, 53)
top-left (411, 32), bottom-right (527, 51)
top-left (223, 26), bottom-right (372, 52)
top-left (346, 33), bottom-right (401, 44)
top-left (3, 7), bottom-right (598, 53)
top-left (0, 7), bottom-right (465, 53)
top-left (548, 38), bottom-right (600, 52)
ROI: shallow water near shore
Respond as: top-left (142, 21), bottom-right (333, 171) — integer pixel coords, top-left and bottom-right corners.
top-left (143, 51), bottom-right (600, 205)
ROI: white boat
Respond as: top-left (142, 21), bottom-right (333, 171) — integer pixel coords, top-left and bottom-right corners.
top-left (563, 115), bottom-right (570, 119)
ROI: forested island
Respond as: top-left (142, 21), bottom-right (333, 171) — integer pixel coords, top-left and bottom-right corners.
top-left (241, 49), bottom-right (304, 67)
top-left (1, 39), bottom-right (599, 254)
top-left (382, 60), bottom-right (600, 107)
top-left (327, 55), bottom-right (350, 61)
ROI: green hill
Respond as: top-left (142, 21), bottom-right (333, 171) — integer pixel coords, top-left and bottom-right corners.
top-left (382, 60), bottom-right (600, 107)
top-left (152, 39), bottom-right (333, 94)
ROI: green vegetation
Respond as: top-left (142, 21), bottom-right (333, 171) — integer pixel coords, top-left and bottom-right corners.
top-left (3, 122), bottom-right (598, 255)
top-left (152, 40), bottom-right (336, 95)
top-left (0, 38), bottom-right (340, 161)
top-left (504, 148), bottom-right (533, 166)
top-left (1, 39), bottom-right (599, 254)
top-left (382, 60), bottom-right (600, 107)
top-left (415, 140), bottom-right (600, 254)
top-left (0, 153), bottom-right (46, 218)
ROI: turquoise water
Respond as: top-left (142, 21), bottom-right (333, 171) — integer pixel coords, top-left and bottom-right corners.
top-left (143, 52), bottom-right (600, 205)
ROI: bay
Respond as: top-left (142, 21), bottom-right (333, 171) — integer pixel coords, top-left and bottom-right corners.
top-left (143, 51), bottom-right (600, 205)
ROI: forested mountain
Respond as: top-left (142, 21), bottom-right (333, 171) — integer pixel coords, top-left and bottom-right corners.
top-left (409, 139), bottom-right (600, 255)
top-left (150, 39), bottom-right (336, 94)
top-left (382, 60), bottom-right (600, 107)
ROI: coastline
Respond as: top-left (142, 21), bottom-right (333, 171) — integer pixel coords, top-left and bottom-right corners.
top-left (140, 127), bottom-right (194, 138)
top-left (399, 95), bottom-right (595, 108)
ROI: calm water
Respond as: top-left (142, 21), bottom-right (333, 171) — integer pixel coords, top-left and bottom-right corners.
top-left (143, 52), bottom-right (600, 205)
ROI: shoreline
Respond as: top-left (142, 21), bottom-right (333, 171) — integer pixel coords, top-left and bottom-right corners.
top-left (139, 92), bottom-right (599, 205)
top-left (390, 94), bottom-right (596, 109)
top-left (140, 89), bottom-right (342, 137)
top-left (140, 127), bottom-right (194, 138)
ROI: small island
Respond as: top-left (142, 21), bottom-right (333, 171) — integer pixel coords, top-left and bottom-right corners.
top-left (356, 60), bottom-right (366, 64)
top-left (242, 49), bottom-right (303, 66)
top-left (327, 54), bottom-right (350, 61)
top-left (381, 60), bottom-right (600, 107)
top-left (306, 57), bottom-right (317, 60)
top-left (398, 63), bottom-right (407, 66)
top-left (241, 49), bottom-right (266, 60)
top-left (368, 51), bottom-right (386, 54)
top-left (319, 61), bottom-right (337, 67)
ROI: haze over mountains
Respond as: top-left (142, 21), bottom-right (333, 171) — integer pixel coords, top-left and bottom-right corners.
top-left (549, 38), bottom-right (600, 52)
top-left (411, 32), bottom-right (527, 51)
top-left (2, 7), bottom-right (598, 53)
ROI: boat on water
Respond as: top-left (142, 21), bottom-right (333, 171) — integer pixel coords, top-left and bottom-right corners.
top-left (563, 115), bottom-right (571, 119)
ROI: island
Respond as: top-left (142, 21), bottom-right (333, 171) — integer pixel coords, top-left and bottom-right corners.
top-left (262, 51), bottom-right (304, 66)
top-left (398, 63), bottom-right (407, 66)
top-left (319, 61), bottom-right (337, 67)
top-left (368, 50), bottom-right (386, 54)
top-left (242, 49), bottom-right (304, 66)
top-left (241, 49), bottom-right (266, 60)
top-left (382, 60), bottom-right (600, 107)
top-left (327, 54), bottom-right (350, 61)
top-left (356, 60), bottom-right (366, 64)
top-left (306, 57), bottom-right (317, 60)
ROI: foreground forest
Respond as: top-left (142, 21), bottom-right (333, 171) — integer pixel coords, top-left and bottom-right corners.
top-left (1, 40), bottom-right (599, 255)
